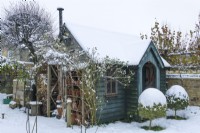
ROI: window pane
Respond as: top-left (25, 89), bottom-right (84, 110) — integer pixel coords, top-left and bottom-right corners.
top-left (107, 79), bottom-right (111, 94)
top-left (112, 81), bottom-right (116, 93)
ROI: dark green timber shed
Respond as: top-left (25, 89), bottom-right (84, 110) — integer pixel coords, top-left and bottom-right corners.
top-left (57, 8), bottom-right (170, 123)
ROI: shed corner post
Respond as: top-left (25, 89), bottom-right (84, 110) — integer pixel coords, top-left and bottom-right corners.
top-left (67, 98), bottom-right (72, 127)
top-left (47, 65), bottom-right (51, 117)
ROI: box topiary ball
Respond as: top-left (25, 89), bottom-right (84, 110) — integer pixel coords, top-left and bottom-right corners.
top-left (138, 88), bottom-right (167, 120)
top-left (166, 85), bottom-right (189, 117)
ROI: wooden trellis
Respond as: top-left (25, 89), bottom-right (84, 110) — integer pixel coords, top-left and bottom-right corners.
top-left (37, 64), bottom-right (64, 117)
top-left (38, 64), bottom-right (90, 125)
top-left (46, 64), bottom-right (64, 117)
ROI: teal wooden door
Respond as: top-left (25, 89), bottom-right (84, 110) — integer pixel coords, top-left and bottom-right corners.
top-left (142, 62), bottom-right (156, 91)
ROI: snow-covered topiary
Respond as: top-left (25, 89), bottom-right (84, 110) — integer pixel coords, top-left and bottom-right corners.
top-left (166, 85), bottom-right (189, 118)
top-left (138, 88), bottom-right (167, 129)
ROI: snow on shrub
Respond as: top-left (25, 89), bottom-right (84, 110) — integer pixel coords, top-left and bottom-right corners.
top-left (138, 88), bottom-right (167, 129)
top-left (166, 85), bottom-right (189, 118)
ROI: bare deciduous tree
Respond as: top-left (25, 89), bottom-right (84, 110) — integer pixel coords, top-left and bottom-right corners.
top-left (0, 1), bottom-right (54, 63)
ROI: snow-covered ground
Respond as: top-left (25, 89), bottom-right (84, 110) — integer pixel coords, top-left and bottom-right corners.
top-left (0, 93), bottom-right (200, 133)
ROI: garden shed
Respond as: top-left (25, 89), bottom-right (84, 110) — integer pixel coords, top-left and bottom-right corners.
top-left (57, 8), bottom-right (170, 124)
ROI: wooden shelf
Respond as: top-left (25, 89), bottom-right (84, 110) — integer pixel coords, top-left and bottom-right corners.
top-left (66, 71), bottom-right (83, 126)
top-left (66, 81), bottom-right (80, 86)
top-left (71, 109), bottom-right (82, 113)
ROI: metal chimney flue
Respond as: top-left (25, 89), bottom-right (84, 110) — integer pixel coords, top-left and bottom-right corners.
top-left (57, 7), bottom-right (64, 36)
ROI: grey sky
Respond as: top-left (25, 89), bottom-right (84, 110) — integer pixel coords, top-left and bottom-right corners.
top-left (1, 0), bottom-right (200, 36)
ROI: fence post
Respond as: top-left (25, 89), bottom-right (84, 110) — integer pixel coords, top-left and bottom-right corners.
top-left (67, 98), bottom-right (72, 127)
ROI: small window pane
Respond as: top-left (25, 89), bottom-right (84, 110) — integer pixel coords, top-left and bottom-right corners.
top-left (106, 78), bottom-right (117, 95)
top-left (107, 79), bottom-right (112, 93)
top-left (112, 81), bottom-right (116, 93)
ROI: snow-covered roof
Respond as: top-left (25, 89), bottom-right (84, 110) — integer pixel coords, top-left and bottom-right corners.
top-left (66, 23), bottom-right (170, 67)
top-left (43, 49), bottom-right (69, 65)
top-left (161, 57), bottom-right (171, 67)
top-left (67, 23), bottom-right (149, 65)
top-left (17, 61), bottom-right (34, 65)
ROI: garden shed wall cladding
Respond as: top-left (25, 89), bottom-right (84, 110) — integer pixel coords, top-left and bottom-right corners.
top-left (60, 15), bottom-right (170, 122)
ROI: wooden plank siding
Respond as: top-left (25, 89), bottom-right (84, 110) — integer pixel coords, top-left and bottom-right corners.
top-left (95, 65), bottom-right (160, 123)
top-left (60, 23), bottom-right (169, 124)
top-left (96, 77), bottom-right (126, 123)
top-left (160, 69), bottom-right (167, 93)
top-left (95, 66), bottom-right (139, 123)
top-left (125, 66), bottom-right (139, 119)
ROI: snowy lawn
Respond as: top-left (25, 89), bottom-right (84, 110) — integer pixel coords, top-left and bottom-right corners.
top-left (0, 93), bottom-right (200, 133)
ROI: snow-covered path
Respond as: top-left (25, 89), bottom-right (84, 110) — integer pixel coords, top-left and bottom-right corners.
top-left (0, 93), bottom-right (200, 133)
